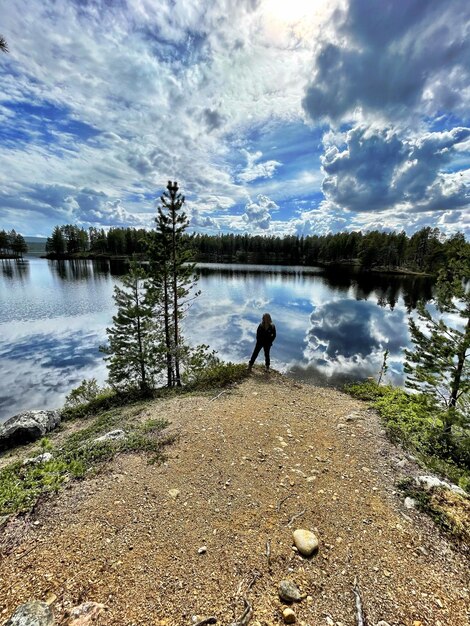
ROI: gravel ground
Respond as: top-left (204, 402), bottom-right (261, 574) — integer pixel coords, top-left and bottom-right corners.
top-left (0, 371), bottom-right (469, 626)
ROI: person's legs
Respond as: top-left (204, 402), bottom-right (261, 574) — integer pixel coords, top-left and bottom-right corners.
top-left (249, 342), bottom-right (263, 369)
top-left (263, 343), bottom-right (271, 370)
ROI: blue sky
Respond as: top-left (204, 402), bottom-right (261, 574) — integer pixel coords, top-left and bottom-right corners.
top-left (0, 0), bottom-right (469, 238)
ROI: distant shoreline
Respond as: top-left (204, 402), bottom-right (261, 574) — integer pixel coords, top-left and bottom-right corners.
top-left (40, 253), bottom-right (433, 277)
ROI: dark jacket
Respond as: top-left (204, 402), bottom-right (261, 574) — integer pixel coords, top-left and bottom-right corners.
top-left (257, 323), bottom-right (276, 346)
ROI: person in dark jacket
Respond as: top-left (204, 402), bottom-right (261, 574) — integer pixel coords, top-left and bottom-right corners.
top-left (248, 312), bottom-right (276, 372)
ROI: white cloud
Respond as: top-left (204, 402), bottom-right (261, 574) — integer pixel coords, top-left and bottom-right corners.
top-left (237, 149), bottom-right (282, 182)
top-left (242, 194), bottom-right (279, 230)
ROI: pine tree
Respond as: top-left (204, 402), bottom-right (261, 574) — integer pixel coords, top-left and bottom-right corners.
top-left (147, 181), bottom-right (201, 387)
top-left (10, 232), bottom-right (28, 258)
top-left (100, 260), bottom-right (164, 393)
top-left (46, 226), bottom-right (66, 256)
top-left (404, 233), bottom-right (470, 433)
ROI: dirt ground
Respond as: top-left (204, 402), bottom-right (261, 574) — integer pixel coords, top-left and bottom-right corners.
top-left (0, 372), bottom-right (469, 626)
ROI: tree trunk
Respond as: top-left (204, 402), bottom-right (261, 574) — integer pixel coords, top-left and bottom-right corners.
top-left (135, 282), bottom-right (147, 392)
top-left (163, 269), bottom-right (173, 387)
top-left (171, 214), bottom-right (181, 387)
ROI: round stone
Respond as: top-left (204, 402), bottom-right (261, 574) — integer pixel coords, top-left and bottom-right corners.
top-left (282, 607), bottom-right (296, 624)
top-left (292, 528), bottom-right (319, 557)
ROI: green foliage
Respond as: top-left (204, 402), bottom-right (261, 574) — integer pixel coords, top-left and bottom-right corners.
top-left (65, 378), bottom-right (104, 407)
top-left (100, 260), bottom-right (165, 393)
top-left (345, 381), bottom-right (470, 491)
top-left (404, 232), bottom-right (469, 420)
top-left (0, 408), bottom-right (170, 515)
top-left (187, 361), bottom-right (250, 390)
top-left (146, 181), bottom-right (202, 388)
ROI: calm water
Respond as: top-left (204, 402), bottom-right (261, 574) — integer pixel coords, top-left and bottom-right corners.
top-left (0, 257), bottom-right (433, 422)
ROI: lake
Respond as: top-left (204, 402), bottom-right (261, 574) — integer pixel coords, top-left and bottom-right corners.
top-left (0, 257), bottom-right (433, 422)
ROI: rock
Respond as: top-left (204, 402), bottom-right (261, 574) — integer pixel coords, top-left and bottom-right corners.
top-left (0, 410), bottom-right (61, 450)
top-left (23, 453), bottom-right (53, 466)
top-left (416, 475), bottom-right (466, 496)
top-left (278, 580), bottom-right (302, 602)
top-left (93, 429), bottom-right (125, 444)
top-left (66, 602), bottom-right (107, 625)
top-left (376, 622), bottom-right (391, 626)
top-left (198, 545), bottom-right (207, 554)
top-left (292, 528), bottom-right (319, 557)
top-left (282, 608), bottom-right (296, 624)
top-left (168, 489), bottom-right (180, 499)
top-left (404, 497), bottom-right (416, 509)
top-left (5, 601), bottom-right (54, 625)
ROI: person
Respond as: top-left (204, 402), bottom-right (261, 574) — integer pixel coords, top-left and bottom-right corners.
top-left (248, 312), bottom-right (276, 372)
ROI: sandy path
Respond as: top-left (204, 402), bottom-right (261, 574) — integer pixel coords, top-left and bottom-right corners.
top-left (1, 373), bottom-right (469, 625)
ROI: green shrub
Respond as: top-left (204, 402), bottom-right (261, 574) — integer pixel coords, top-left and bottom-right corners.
top-left (186, 361), bottom-right (249, 390)
top-left (345, 381), bottom-right (470, 492)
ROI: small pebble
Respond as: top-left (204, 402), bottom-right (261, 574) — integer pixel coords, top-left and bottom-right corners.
top-left (198, 546), bottom-right (207, 554)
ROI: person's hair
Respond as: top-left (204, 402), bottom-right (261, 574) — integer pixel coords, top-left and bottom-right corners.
top-left (262, 312), bottom-right (272, 329)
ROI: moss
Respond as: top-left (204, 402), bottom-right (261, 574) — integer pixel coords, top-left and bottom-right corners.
top-left (397, 478), bottom-right (470, 545)
top-left (345, 381), bottom-right (470, 492)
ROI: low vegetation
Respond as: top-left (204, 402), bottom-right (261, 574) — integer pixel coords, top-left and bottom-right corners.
top-left (346, 381), bottom-right (470, 492)
top-left (0, 362), bottom-right (248, 517)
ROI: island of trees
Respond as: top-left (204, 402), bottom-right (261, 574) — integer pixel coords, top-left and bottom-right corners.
top-left (0, 229), bottom-right (28, 259)
top-left (43, 223), bottom-right (469, 276)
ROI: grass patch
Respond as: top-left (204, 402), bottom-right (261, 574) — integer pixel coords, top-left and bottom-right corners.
top-left (0, 413), bottom-right (171, 516)
top-left (186, 362), bottom-right (249, 391)
top-left (345, 381), bottom-right (470, 492)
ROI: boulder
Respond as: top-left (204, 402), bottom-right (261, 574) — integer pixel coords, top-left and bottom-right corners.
top-left (416, 475), bottom-right (466, 497)
top-left (0, 410), bottom-right (61, 450)
top-left (5, 601), bottom-right (54, 626)
top-left (292, 528), bottom-right (319, 557)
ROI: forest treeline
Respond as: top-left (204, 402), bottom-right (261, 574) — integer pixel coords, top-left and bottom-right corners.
top-left (44, 224), bottom-right (469, 274)
top-left (0, 229), bottom-right (28, 258)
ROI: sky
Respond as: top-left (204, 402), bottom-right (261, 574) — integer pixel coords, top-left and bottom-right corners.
top-left (0, 0), bottom-right (469, 239)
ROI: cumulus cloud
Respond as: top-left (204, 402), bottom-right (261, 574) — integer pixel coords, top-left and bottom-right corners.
top-left (242, 194), bottom-right (279, 230)
top-left (190, 208), bottom-right (219, 230)
top-left (238, 150), bottom-right (282, 183)
top-left (302, 0), bottom-right (470, 124)
top-left (321, 125), bottom-right (470, 214)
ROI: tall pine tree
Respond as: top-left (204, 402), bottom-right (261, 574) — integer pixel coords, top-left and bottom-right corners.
top-left (147, 181), bottom-right (201, 387)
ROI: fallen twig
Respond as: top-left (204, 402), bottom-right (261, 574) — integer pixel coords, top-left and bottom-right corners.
top-left (352, 577), bottom-right (365, 626)
top-left (287, 509), bottom-right (306, 527)
top-left (229, 598), bottom-right (252, 626)
top-left (246, 570), bottom-right (261, 592)
top-left (276, 492), bottom-right (297, 512)
top-left (265, 540), bottom-right (271, 566)
top-left (193, 618), bottom-right (217, 626)
top-left (209, 390), bottom-right (228, 402)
